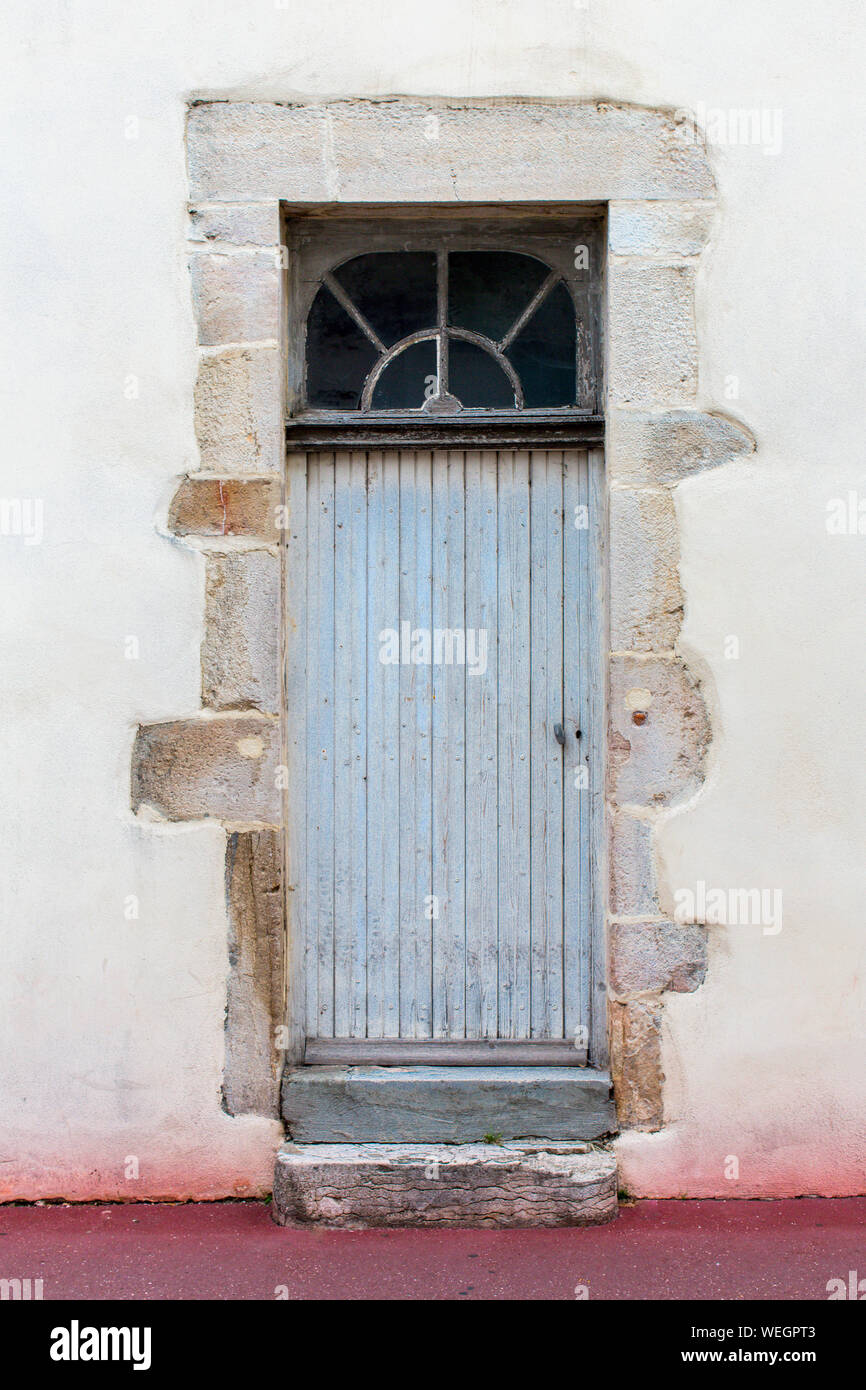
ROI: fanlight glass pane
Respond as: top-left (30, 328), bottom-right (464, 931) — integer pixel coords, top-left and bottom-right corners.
top-left (448, 337), bottom-right (516, 409)
top-left (304, 247), bottom-right (580, 411)
top-left (306, 283), bottom-right (380, 409)
top-left (448, 251), bottom-right (550, 343)
top-left (505, 280), bottom-right (577, 408)
top-left (333, 252), bottom-right (437, 347)
top-left (370, 338), bottom-right (438, 410)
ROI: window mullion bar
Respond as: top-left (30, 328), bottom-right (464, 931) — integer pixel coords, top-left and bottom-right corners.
top-left (324, 272), bottom-right (387, 355)
top-left (499, 270), bottom-right (561, 351)
top-left (436, 248), bottom-right (449, 396)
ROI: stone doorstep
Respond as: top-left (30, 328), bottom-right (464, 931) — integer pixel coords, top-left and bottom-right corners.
top-left (281, 1065), bottom-right (617, 1143)
top-left (272, 1142), bottom-right (618, 1229)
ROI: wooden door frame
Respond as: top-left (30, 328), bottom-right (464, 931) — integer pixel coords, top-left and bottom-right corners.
top-left (284, 439), bottom-right (607, 1069)
top-left (283, 209), bottom-right (607, 1069)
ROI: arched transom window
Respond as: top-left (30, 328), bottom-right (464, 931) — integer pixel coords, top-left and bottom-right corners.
top-left (305, 249), bottom-right (585, 414)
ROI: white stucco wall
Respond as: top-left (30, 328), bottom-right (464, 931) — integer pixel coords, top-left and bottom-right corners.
top-left (2, 0), bottom-right (864, 1197)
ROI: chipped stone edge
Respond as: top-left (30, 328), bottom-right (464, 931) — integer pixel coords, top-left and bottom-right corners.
top-left (272, 1141), bottom-right (618, 1228)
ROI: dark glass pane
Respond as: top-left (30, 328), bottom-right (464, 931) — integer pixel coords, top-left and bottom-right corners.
top-left (505, 281), bottom-right (577, 407)
top-left (448, 337), bottom-right (516, 408)
top-left (370, 337), bottom-right (437, 409)
top-left (448, 251), bottom-right (550, 343)
top-left (306, 283), bottom-right (380, 409)
top-left (332, 253), bottom-right (437, 347)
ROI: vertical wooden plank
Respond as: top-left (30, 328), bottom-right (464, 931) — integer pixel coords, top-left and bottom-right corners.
top-left (414, 450), bottom-right (434, 1038)
top-left (529, 450), bottom-right (565, 1038)
top-left (399, 450), bottom-right (434, 1037)
top-left (576, 448), bottom-right (593, 1045)
top-left (332, 450), bottom-right (353, 1037)
top-left (302, 458), bottom-right (319, 1039)
top-left (431, 450), bottom-right (467, 1038)
top-left (366, 449), bottom-right (402, 1037)
top-left (331, 450), bottom-right (369, 1038)
top-left (381, 450), bottom-right (402, 1036)
top-left (464, 450), bottom-right (499, 1038)
top-left (284, 450), bottom-right (307, 1061)
top-left (587, 445), bottom-right (608, 1066)
top-left (306, 453), bottom-right (336, 1038)
top-left (397, 451), bottom-right (417, 1038)
top-left (563, 448), bottom-right (592, 1045)
top-left (348, 451), bottom-right (368, 1036)
top-left (365, 449), bottom-right (384, 1037)
top-left (497, 450), bottom-right (532, 1039)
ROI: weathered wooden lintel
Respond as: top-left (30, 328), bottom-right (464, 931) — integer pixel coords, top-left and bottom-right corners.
top-left (285, 413), bottom-right (605, 450)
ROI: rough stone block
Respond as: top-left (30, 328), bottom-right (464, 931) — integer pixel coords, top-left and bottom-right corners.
top-left (609, 998), bottom-right (664, 1130)
top-left (203, 551), bottom-right (280, 712)
top-left (610, 487), bottom-right (682, 652)
top-left (608, 409), bottom-right (756, 486)
top-left (607, 262), bottom-right (698, 406)
top-left (609, 920), bottom-right (708, 997)
top-left (169, 476), bottom-right (282, 538)
top-left (131, 715), bottom-right (281, 824)
top-left (194, 345), bottom-right (283, 473)
top-left (609, 200), bottom-right (714, 257)
top-left (187, 100), bottom-right (714, 204)
top-left (609, 656), bottom-right (710, 807)
top-left (282, 1066), bottom-right (616, 1143)
top-left (610, 811), bottom-right (658, 915)
top-left (223, 822), bottom-right (284, 1117)
top-left (188, 202), bottom-right (280, 246)
top-left (190, 252), bottom-right (280, 346)
top-left (224, 830), bottom-right (284, 1118)
top-left (272, 1141), bottom-right (618, 1228)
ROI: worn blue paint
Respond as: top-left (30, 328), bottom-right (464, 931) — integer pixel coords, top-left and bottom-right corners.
top-left (286, 449), bottom-right (601, 1053)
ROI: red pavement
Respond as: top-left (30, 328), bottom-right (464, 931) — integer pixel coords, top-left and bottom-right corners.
top-left (0, 1198), bottom-right (863, 1299)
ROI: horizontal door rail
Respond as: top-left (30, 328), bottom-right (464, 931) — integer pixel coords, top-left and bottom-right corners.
top-left (285, 413), bottom-right (605, 450)
top-left (304, 1039), bottom-right (588, 1067)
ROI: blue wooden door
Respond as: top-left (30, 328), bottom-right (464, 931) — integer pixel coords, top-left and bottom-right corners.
top-left (285, 447), bottom-right (602, 1062)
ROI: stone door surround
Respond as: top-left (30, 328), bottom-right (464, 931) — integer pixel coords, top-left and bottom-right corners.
top-left (131, 98), bottom-right (755, 1134)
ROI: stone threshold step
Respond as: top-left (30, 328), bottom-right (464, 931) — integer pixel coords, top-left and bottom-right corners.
top-left (272, 1141), bottom-right (618, 1228)
top-left (282, 1065), bottom-right (616, 1143)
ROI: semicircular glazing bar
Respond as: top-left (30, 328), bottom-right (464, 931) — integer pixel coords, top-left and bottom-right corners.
top-left (447, 327), bottom-right (524, 408)
top-left (360, 329), bottom-right (440, 409)
top-left (360, 327), bottom-right (525, 410)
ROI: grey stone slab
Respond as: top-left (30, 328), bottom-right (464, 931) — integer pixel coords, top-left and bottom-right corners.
top-left (610, 810), bottom-right (659, 915)
top-left (609, 486), bottom-right (682, 652)
top-left (194, 345), bottom-right (283, 473)
top-left (272, 1141), bottom-right (618, 1227)
top-left (189, 251), bottom-right (280, 346)
top-left (281, 1065), bottom-right (616, 1143)
top-left (607, 262), bottom-right (698, 406)
top-left (608, 200), bottom-right (714, 257)
top-left (203, 551), bottom-right (280, 712)
top-left (187, 99), bottom-right (714, 204)
top-left (610, 920), bottom-right (708, 997)
top-left (188, 202), bottom-right (281, 246)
